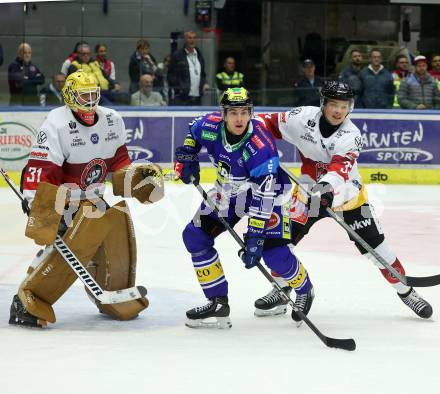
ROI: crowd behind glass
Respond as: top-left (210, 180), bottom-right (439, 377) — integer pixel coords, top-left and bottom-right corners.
top-left (1, 31), bottom-right (439, 109)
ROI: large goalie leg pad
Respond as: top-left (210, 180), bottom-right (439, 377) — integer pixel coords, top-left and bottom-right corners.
top-left (86, 200), bottom-right (148, 320)
top-left (17, 202), bottom-right (120, 324)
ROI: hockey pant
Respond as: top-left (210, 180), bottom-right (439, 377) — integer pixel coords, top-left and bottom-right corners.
top-left (182, 199), bottom-right (312, 299)
top-left (18, 200), bottom-right (148, 323)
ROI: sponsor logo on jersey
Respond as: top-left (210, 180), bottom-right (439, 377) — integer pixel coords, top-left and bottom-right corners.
top-left (355, 136), bottom-right (363, 150)
top-left (242, 149), bottom-right (250, 162)
top-left (0, 121), bottom-right (37, 163)
top-left (29, 151), bottom-right (48, 159)
top-left (90, 133), bottom-right (99, 144)
top-left (201, 130), bottom-right (217, 141)
top-left (288, 107), bottom-right (302, 117)
top-left (35, 145), bottom-right (49, 151)
top-left (68, 121), bottom-right (77, 130)
top-left (251, 134), bottom-right (265, 149)
top-left (217, 160), bottom-right (231, 184)
top-left (207, 114), bottom-right (222, 122)
top-left (36, 131), bottom-right (47, 144)
top-left (105, 114), bottom-right (114, 126)
top-left (202, 122), bottom-right (217, 130)
top-left (249, 218), bottom-right (265, 229)
top-left (80, 158), bottom-right (107, 190)
top-left (246, 142), bottom-right (257, 155)
top-left (71, 137), bottom-right (86, 147)
top-left (349, 218), bottom-right (372, 231)
top-left (255, 124), bottom-right (275, 152)
top-left (300, 132), bottom-right (317, 144)
top-left (307, 119), bottom-right (316, 128)
top-left (335, 129), bottom-right (350, 138)
top-left (105, 131), bottom-right (119, 142)
top-left (266, 212), bottom-right (280, 230)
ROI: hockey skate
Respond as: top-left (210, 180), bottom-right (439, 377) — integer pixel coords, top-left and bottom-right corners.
top-left (398, 288), bottom-right (433, 319)
top-left (291, 285), bottom-right (315, 322)
top-left (254, 286), bottom-right (292, 317)
top-left (186, 296), bottom-right (232, 329)
top-left (9, 295), bottom-right (47, 328)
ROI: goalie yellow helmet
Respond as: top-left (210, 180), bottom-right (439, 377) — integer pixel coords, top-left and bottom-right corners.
top-left (62, 70), bottom-right (100, 113)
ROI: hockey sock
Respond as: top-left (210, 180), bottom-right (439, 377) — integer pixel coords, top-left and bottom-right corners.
top-left (263, 245), bottom-right (311, 294)
top-left (191, 248), bottom-right (228, 298)
top-left (365, 241), bottom-right (410, 294)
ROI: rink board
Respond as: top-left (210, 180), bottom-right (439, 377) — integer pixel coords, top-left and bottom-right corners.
top-left (0, 107), bottom-right (439, 184)
top-left (2, 166), bottom-right (439, 188)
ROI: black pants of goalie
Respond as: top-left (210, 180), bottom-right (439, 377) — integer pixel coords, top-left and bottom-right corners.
top-left (186, 296), bottom-right (231, 329)
top-left (9, 294), bottom-right (47, 328)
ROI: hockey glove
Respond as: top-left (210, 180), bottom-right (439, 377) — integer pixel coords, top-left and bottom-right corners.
top-left (309, 181), bottom-right (334, 218)
top-left (239, 233), bottom-right (265, 269)
top-left (174, 146), bottom-right (200, 185)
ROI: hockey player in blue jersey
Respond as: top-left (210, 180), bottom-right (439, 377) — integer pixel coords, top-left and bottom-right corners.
top-left (174, 87), bottom-right (315, 329)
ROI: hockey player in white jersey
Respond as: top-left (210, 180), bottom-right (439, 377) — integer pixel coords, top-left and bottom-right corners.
top-left (8, 70), bottom-right (164, 328)
top-left (254, 80), bottom-right (432, 319)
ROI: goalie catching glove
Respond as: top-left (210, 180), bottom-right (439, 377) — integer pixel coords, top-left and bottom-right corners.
top-left (112, 163), bottom-right (164, 204)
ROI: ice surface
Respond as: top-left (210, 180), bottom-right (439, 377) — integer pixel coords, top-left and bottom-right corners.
top-left (0, 184), bottom-right (440, 394)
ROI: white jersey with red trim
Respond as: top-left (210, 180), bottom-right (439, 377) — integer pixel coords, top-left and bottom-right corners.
top-left (22, 105), bottom-right (131, 205)
top-left (258, 106), bottom-right (364, 207)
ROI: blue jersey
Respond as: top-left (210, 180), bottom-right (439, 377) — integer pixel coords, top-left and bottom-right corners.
top-left (184, 112), bottom-right (290, 224)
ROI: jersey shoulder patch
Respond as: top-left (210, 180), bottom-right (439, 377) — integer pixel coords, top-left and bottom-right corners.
top-left (190, 112), bottom-right (222, 142)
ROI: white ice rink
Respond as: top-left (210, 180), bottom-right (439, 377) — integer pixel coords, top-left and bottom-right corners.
top-left (1, 183), bottom-right (440, 394)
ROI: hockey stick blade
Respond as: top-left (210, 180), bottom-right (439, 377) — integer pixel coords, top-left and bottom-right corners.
top-left (325, 337), bottom-right (356, 351)
top-left (101, 285), bottom-right (148, 304)
top-left (405, 274), bottom-right (440, 288)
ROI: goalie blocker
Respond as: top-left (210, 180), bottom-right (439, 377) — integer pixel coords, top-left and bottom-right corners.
top-left (12, 163), bottom-right (164, 327)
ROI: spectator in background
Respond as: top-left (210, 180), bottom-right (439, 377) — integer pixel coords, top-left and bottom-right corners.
top-left (358, 48), bottom-right (394, 109)
top-left (216, 56), bottom-right (244, 92)
top-left (61, 41), bottom-right (88, 75)
top-left (130, 74), bottom-right (165, 106)
top-left (128, 39), bottom-right (163, 96)
top-left (429, 54), bottom-right (440, 87)
top-left (398, 55), bottom-right (440, 110)
top-left (67, 43), bottom-right (114, 105)
top-left (168, 31), bottom-right (209, 105)
top-left (8, 42), bottom-right (45, 105)
top-left (157, 54), bottom-right (171, 103)
top-left (391, 54), bottom-right (410, 108)
top-left (293, 59), bottom-right (324, 107)
top-left (95, 43), bottom-right (121, 93)
top-left (39, 73), bottom-right (65, 106)
top-left (339, 49), bottom-right (363, 107)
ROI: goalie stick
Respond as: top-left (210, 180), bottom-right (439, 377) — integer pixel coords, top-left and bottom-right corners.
top-left (280, 164), bottom-right (440, 288)
top-left (0, 168), bottom-right (147, 304)
top-left (192, 178), bottom-right (356, 351)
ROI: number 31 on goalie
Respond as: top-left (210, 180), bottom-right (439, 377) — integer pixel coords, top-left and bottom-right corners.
top-left (26, 167), bottom-right (42, 183)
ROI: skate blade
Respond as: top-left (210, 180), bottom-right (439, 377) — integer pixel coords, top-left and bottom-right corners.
top-left (185, 316), bottom-right (232, 329)
top-left (254, 305), bottom-right (287, 317)
top-left (9, 318), bottom-right (47, 328)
